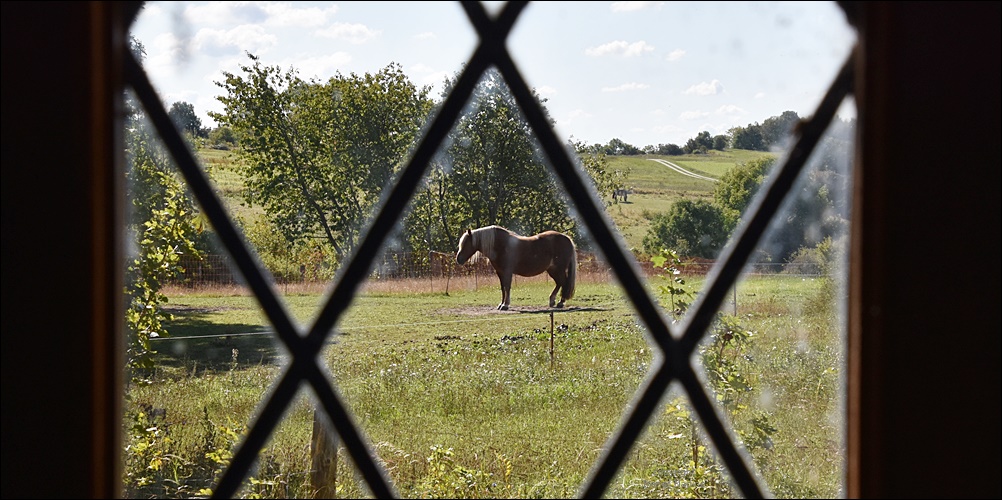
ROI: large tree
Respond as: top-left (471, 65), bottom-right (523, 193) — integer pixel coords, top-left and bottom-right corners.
top-left (210, 55), bottom-right (433, 266)
top-left (730, 123), bottom-right (766, 151)
top-left (401, 68), bottom-right (594, 257)
top-left (167, 101), bottom-right (204, 138)
top-left (761, 110), bottom-right (801, 149)
top-left (603, 137), bottom-right (642, 156)
top-left (713, 156), bottom-right (776, 229)
top-left (683, 131), bottom-right (714, 154)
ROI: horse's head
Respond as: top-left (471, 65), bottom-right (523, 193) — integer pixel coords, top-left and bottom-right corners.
top-left (456, 228), bottom-right (475, 264)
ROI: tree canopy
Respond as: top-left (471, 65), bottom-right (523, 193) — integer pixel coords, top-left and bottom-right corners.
top-left (642, 199), bottom-right (729, 258)
top-left (401, 68), bottom-right (585, 256)
top-left (210, 54), bottom-right (434, 266)
top-left (168, 101), bottom-right (205, 138)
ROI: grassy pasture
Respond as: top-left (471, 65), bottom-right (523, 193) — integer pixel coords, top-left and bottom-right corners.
top-left (124, 146), bottom-right (840, 498)
top-left (602, 150), bottom-right (775, 250)
top-left (129, 267), bottom-right (843, 499)
top-left (191, 147), bottom-right (775, 254)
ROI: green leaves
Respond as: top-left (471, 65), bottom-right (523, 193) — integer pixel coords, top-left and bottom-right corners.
top-left (643, 199), bottom-right (729, 258)
top-left (124, 114), bottom-right (201, 381)
top-left (212, 57), bottom-right (432, 265)
top-left (652, 248), bottom-right (694, 320)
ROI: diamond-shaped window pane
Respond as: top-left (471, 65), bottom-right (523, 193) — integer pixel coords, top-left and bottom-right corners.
top-left (124, 2), bottom-right (855, 498)
top-left (320, 68), bottom-right (656, 498)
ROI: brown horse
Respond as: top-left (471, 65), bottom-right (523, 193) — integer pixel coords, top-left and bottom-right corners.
top-left (456, 225), bottom-right (577, 310)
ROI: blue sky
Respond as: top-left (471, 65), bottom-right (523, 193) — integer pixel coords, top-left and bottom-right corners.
top-left (130, 1), bottom-right (856, 148)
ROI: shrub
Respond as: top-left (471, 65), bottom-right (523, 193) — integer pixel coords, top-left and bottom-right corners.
top-left (642, 199), bottom-right (729, 258)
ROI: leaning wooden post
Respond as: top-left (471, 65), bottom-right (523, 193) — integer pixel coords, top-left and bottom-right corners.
top-left (445, 257), bottom-right (451, 296)
top-left (311, 408), bottom-right (338, 498)
top-left (549, 311), bottom-right (555, 367)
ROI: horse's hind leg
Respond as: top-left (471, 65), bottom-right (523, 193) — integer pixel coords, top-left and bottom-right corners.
top-left (548, 270), bottom-right (564, 308)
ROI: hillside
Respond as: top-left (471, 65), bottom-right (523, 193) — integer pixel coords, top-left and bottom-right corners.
top-left (602, 149), bottom-right (776, 250)
top-left (195, 147), bottom-right (777, 255)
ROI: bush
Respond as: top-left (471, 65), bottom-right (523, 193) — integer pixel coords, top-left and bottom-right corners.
top-left (243, 218), bottom-right (338, 283)
top-left (642, 199), bottom-right (729, 258)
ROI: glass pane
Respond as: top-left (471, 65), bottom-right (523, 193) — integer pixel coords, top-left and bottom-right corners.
top-left (606, 103), bottom-right (855, 498)
top-left (327, 69), bottom-right (655, 498)
top-left (603, 384), bottom-right (739, 499)
top-left (704, 104), bottom-right (854, 498)
top-left (125, 1), bottom-right (855, 498)
top-left (126, 2), bottom-right (477, 495)
top-left (119, 92), bottom-right (289, 496)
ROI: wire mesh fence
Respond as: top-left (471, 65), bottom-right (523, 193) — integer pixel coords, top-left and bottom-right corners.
top-left (169, 251), bottom-right (824, 291)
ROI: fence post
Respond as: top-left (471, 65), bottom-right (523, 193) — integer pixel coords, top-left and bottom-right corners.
top-left (549, 311), bottom-right (555, 367)
top-left (311, 409), bottom-right (338, 498)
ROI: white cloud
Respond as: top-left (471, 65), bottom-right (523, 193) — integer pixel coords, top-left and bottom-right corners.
top-left (684, 79), bottom-right (724, 96)
top-left (413, 31), bottom-right (437, 41)
top-left (410, 63), bottom-right (434, 74)
top-left (293, 53), bottom-right (354, 80)
top-left (193, 25), bottom-right (279, 57)
top-left (402, 63), bottom-right (452, 94)
top-left (716, 105), bottom-right (745, 115)
top-left (421, 72), bottom-right (454, 92)
top-left (680, 110), bottom-right (709, 120)
top-left (535, 85), bottom-right (558, 96)
top-left (259, 2), bottom-right (339, 28)
top-left (601, 82), bottom-right (650, 92)
top-left (610, 1), bottom-right (665, 13)
top-left (585, 40), bottom-right (655, 57)
top-left (665, 49), bottom-right (685, 61)
top-left (652, 123), bottom-right (684, 135)
top-left (184, 2), bottom-right (338, 29)
top-left (754, 92), bottom-right (767, 99)
top-left (184, 2), bottom-right (269, 27)
top-left (315, 22), bottom-right (381, 44)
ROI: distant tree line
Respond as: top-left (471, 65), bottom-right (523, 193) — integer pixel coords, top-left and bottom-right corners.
top-left (641, 117), bottom-right (855, 264)
top-left (593, 110), bottom-right (847, 157)
top-left (160, 51), bottom-right (854, 275)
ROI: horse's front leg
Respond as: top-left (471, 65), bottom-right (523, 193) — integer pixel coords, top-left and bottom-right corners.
top-left (498, 272), bottom-right (512, 310)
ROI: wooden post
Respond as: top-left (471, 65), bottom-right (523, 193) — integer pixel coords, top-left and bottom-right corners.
top-left (445, 258), bottom-right (451, 296)
top-left (549, 311), bottom-right (555, 367)
top-left (311, 409), bottom-right (338, 498)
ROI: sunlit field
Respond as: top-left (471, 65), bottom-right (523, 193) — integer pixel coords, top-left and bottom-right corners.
top-left (126, 265), bottom-right (843, 498)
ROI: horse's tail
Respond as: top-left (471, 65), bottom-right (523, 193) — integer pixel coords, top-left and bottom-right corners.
top-left (563, 243), bottom-right (577, 302)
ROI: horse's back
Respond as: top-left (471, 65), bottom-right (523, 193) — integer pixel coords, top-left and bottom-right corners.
top-left (540, 231), bottom-right (575, 254)
top-left (502, 231), bottom-right (571, 275)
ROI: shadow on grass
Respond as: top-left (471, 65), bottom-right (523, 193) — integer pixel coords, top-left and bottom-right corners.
top-left (153, 306), bottom-right (282, 372)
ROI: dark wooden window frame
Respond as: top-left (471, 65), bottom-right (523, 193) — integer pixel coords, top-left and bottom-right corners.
top-left (2, 2), bottom-right (998, 499)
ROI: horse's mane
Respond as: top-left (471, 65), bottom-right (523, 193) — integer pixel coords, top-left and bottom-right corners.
top-left (471, 225), bottom-right (507, 263)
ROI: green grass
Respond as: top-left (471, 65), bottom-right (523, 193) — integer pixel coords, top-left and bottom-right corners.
top-left (192, 147), bottom-right (775, 254)
top-left (600, 150), bottom-right (776, 250)
top-left (124, 146), bottom-right (840, 498)
top-left (196, 147), bottom-right (265, 227)
top-left (128, 267), bottom-right (844, 499)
